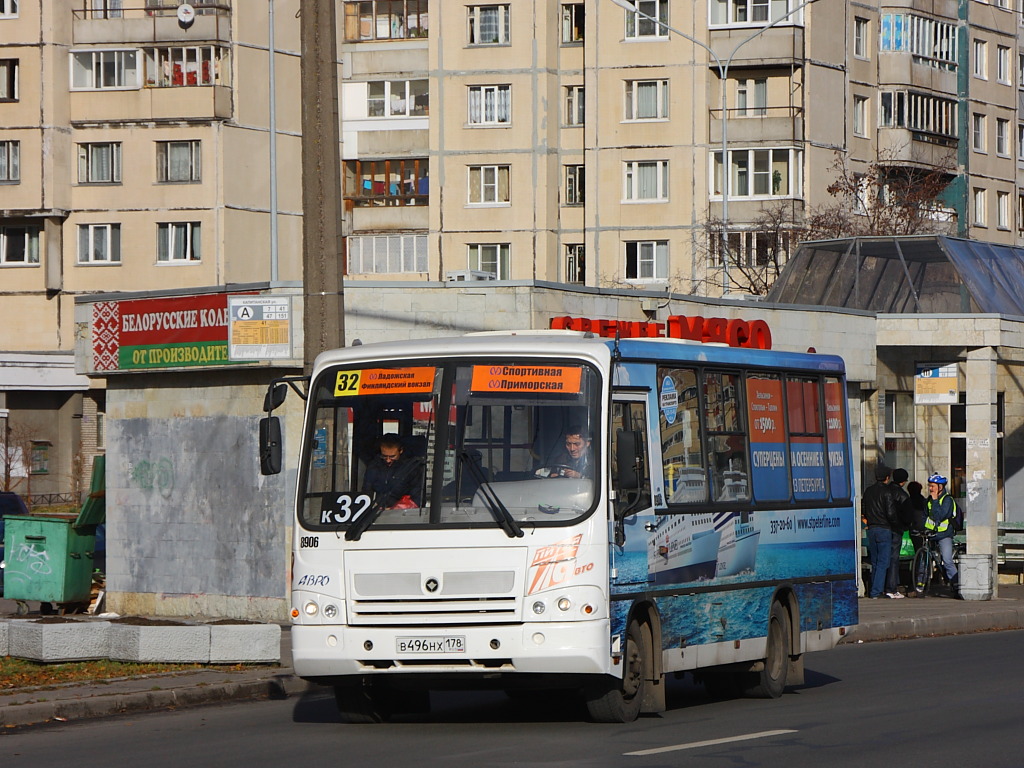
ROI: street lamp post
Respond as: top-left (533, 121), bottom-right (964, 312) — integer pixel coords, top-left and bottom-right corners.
top-left (610, 0), bottom-right (817, 295)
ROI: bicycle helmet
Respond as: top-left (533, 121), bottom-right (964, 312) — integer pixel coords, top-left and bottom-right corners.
top-left (927, 473), bottom-right (947, 485)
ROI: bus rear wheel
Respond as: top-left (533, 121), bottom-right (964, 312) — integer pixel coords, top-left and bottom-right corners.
top-left (584, 619), bottom-right (648, 723)
top-left (741, 601), bottom-right (791, 699)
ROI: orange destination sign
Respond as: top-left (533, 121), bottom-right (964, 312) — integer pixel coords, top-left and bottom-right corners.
top-left (471, 364), bottom-right (583, 393)
top-left (334, 367), bottom-right (436, 397)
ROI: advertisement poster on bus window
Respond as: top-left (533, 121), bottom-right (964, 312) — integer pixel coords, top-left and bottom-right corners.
top-left (746, 377), bottom-right (788, 501)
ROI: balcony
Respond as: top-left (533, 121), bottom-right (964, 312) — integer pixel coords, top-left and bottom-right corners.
top-left (877, 128), bottom-right (957, 169)
top-left (710, 106), bottom-right (804, 144)
top-left (70, 85), bottom-right (232, 124)
top-left (708, 25), bottom-right (805, 68)
top-left (72, 3), bottom-right (231, 45)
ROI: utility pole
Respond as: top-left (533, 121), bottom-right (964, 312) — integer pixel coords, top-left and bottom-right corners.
top-left (299, 0), bottom-right (346, 371)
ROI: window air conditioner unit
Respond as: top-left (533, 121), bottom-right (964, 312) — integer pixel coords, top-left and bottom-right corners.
top-left (445, 270), bottom-right (496, 282)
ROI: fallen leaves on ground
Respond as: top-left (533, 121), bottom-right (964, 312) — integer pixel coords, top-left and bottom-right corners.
top-left (0, 657), bottom-right (203, 692)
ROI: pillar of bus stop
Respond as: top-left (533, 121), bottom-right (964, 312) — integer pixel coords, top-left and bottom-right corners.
top-left (964, 346), bottom-right (998, 599)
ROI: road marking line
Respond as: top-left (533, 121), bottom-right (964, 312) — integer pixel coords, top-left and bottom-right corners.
top-left (625, 729), bottom-right (798, 756)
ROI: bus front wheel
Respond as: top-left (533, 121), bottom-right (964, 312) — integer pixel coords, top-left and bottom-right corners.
top-left (334, 678), bottom-right (389, 724)
top-left (741, 601), bottom-right (791, 699)
top-left (584, 619), bottom-right (648, 723)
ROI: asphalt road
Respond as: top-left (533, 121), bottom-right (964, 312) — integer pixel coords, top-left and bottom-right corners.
top-left (4, 630), bottom-right (1023, 767)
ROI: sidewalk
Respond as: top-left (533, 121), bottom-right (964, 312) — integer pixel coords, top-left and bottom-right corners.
top-left (3, 584), bottom-right (1024, 728)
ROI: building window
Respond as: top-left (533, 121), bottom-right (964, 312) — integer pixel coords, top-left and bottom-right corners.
top-left (879, 14), bottom-right (957, 72)
top-left (564, 243), bottom-right (585, 283)
top-left (30, 441), bottom-right (50, 475)
top-left (343, 1), bottom-right (429, 42)
top-left (367, 79), bottom-right (428, 117)
top-left (1019, 124), bottom-right (1024, 160)
top-left (624, 160), bottom-right (669, 201)
top-left (998, 191), bottom-right (1010, 229)
top-left (1019, 195), bottom-right (1024, 234)
top-left (0, 0), bottom-right (18, 18)
top-left (973, 39), bottom-right (987, 79)
top-left (854, 17), bottom-right (868, 58)
top-left (0, 139), bottom-right (18, 182)
top-left (96, 412), bottom-right (105, 450)
top-left (468, 84), bottom-right (511, 125)
top-left (998, 45), bottom-right (1011, 84)
top-left (143, 46), bottom-right (225, 87)
top-left (997, 118), bottom-right (1010, 156)
top-left (711, 229), bottom-right (792, 267)
top-left (468, 164), bottom-right (510, 204)
top-left (625, 240), bottom-right (668, 281)
top-left (469, 243), bottom-right (510, 279)
top-left (70, 49), bottom-right (140, 90)
top-left (0, 58), bottom-right (17, 100)
top-left (157, 222), bottom-right (201, 262)
top-left (882, 391), bottom-right (914, 472)
top-left (565, 85), bottom-right (585, 125)
top-left (77, 142), bottom-right (122, 184)
top-left (972, 113), bottom-right (986, 152)
top-left (879, 90), bottom-right (957, 139)
top-left (348, 233), bottom-right (428, 274)
top-left (468, 5), bottom-right (510, 45)
top-left (713, 148), bottom-right (800, 198)
top-left (0, 226), bottom-right (39, 265)
top-left (974, 188), bottom-right (987, 227)
top-left (625, 79), bottom-right (669, 120)
top-left (562, 3), bottom-right (584, 43)
top-left (157, 140), bottom-right (201, 183)
top-left (710, 0), bottom-right (805, 26)
top-left (853, 95), bottom-right (868, 137)
top-left (625, 0), bottom-right (668, 38)
top-left (87, 0), bottom-right (123, 19)
top-left (735, 77), bottom-right (766, 116)
top-left (77, 224), bottom-right (121, 264)
top-left (565, 164), bottom-right (585, 205)
top-left (346, 158), bottom-right (429, 207)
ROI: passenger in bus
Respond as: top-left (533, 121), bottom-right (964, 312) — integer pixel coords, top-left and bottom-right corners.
top-left (362, 434), bottom-right (424, 509)
top-left (537, 426), bottom-right (593, 479)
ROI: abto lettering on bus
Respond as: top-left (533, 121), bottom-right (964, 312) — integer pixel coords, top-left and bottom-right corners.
top-left (527, 534), bottom-right (594, 595)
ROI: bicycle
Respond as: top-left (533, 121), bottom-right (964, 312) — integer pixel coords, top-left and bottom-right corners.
top-left (911, 530), bottom-right (964, 597)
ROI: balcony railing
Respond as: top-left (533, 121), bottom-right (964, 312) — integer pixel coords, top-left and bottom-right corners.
top-left (72, 3), bottom-right (231, 45)
top-left (73, 2), bottom-right (230, 21)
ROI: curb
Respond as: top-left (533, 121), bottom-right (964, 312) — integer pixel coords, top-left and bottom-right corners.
top-left (841, 608), bottom-right (1024, 643)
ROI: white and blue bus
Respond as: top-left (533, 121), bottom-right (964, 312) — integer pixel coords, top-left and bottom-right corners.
top-left (260, 329), bottom-right (858, 723)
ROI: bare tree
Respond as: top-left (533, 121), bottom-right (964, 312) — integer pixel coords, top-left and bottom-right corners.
top-left (1, 421), bottom-right (37, 499)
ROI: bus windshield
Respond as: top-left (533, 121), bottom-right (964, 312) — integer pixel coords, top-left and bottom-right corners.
top-left (299, 358), bottom-right (601, 532)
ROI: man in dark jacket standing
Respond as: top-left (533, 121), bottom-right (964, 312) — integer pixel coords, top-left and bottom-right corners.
top-left (863, 465), bottom-right (899, 598)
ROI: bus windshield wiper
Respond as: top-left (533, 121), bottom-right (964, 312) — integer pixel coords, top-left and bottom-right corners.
top-left (460, 451), bottom-right (523, 538)
top-left (345, 499), bottom-right (384, 542)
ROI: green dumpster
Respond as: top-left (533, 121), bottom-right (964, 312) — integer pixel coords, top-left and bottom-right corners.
top-left (2, 456), bottom-right (106, 608)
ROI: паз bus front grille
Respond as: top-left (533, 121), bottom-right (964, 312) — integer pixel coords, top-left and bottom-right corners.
top-left (349, 596), bottom-right (519, 625)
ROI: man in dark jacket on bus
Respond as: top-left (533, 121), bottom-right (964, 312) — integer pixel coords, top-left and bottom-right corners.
top-left (863, 464), bottom-right (900, 599)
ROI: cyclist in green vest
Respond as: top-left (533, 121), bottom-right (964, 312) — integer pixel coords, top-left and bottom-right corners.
top-left (925, 473), bottom-right (958, 592)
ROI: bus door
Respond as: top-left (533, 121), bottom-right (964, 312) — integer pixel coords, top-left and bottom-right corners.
top-left (609, 395), bottom-right (653, 586)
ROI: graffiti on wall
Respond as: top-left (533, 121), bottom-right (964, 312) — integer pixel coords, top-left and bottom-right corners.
top-left (129, 457), bottom-right (175, 499)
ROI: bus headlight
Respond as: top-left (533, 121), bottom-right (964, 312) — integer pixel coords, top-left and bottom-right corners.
top-left (532, 601), bottom-right (546, 615)
top-left (323, 603), bottom-right (339, 619)
top-left (557, 597), bottom-right (572, 612)
top-left (303, 601), bottom-right (319, 617)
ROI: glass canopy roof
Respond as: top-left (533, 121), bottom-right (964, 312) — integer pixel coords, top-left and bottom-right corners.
top-left (767, 236), bottom-right (1024, 316)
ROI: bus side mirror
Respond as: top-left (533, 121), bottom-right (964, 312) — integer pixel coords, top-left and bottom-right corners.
top-left (615, 429), bottom-right (643, 492)
top-left (259, 416), bottom-right (282, 475)
top-left (263, 382), bottom-right (289, 413)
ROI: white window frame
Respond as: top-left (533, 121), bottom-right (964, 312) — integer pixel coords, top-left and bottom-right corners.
top-left (623, 160), bottom-right (669, 202)
top-left (973, 39), bottom-right (988, 79)
top-left (879, 90), bottom-right (957, 138)
top-left (997, 118), bottom-right (1010, 156)
top-left (0, 58), bottom-right (17, 101)
top-left (712, 148), bottom-right (801, 198)
top-left (625, 79), bottom-right (669, 120)
top-left (0, 139), bottom-right (18, 182)
top-left (0, 0), bottom-right (18, 18)
top-left (853, 95), bottom-right (868, 137)
top-left (143, 46), bottom-right (224, 87)
top-left (77, 142), bottom-right (122, 184)
top-left (467, 5), bottom-right (510, 45)
top-left (735, 77), bottom-right (767, 116)
top-left (469, 243), bottom-right (510, 279)
top-left (854, 17), bottom-right (868, 59)
top-left (624, 240), bottom-right (668, 281)
top-left (565, 164), bottom-right (585, 205)
top-left (974, 188), bottom-right (987, 227)
top-left (1019, 124), bottom-right (1024, 160)
top-left (77, 223), bottom-right (121, 264)
top-left (997, 45), bottom-right (1011, 84)
top-left (70, 49), bottom-right (140, 90)
top-left (156, 140), bottom-right (201, 183)
top-left (561, 3), bottom-right (584, 43)
top-left (879, 14), bottom-right (957, 72)
top-left (972, 113), bottom-right (987, 152)
top-left (468, 84), bottom-right (511, 125)
top-left (625, 0), bottom-right (669, 39)
top-left (157, 222), bottom-right (201, 263)
top-left (710, 0), bottom-right (805, 28)
top-left (565, 85), bottom-right (585, 126)
top-left (348, 233), bottom-right (428, 274)
top-left (467, 164), bottom-right (510, 205)
top-left (367, 79), bottom-right (428, 118)
top-left (0, 226), bottom-right (40, 265)
top-left (564, 243), bottom-right (585, 283)
top-left (997, 190), bottom-right (1010, 230)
